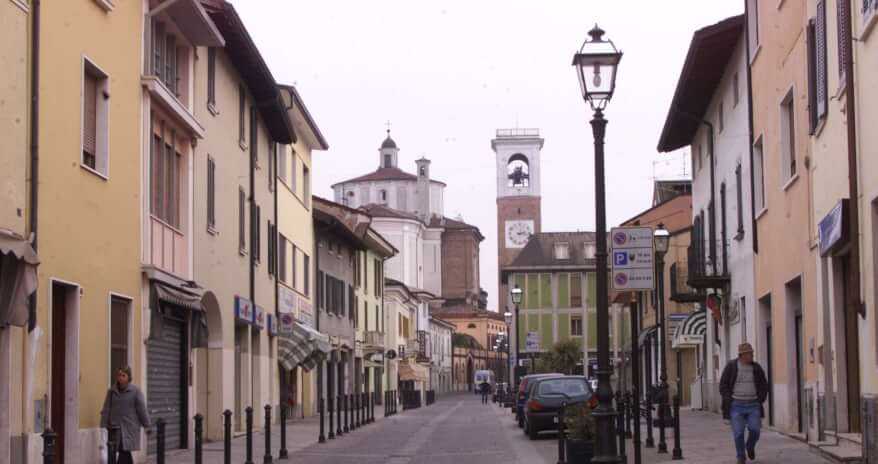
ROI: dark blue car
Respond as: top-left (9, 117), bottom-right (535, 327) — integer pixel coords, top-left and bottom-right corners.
top-left (515, 373), bottom-right (563, 427)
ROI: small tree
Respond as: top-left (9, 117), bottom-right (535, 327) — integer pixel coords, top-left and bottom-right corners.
top-left (534, 339), bottom-right (581, 374)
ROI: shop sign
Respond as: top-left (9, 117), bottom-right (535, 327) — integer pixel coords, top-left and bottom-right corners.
top-left (278, 312), bottom-right (296, 334)
top-left (235, 295), bottom-right (253, 325)
top-left (279, 285), bottom-right (298, 317)
top-left (818, 199), bottom-right (849, 257)
top-left (267, 314), bottom-right (278, 336)
top-left (254, 305), bottom-right (265, 330)
top-left (298, 298), bottom-right (314, 328)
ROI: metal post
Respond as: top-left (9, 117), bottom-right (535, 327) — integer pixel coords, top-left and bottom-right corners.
top-left (672, 395), bottom-right (683, 460)
top-left (280, 403), bottom-right (289, 459)
top-left (632, 295), bottom-right (642, 464)
top-left (223, 409), bottom-right (232, 464)
top-left (41, 429), bottom-right (56, 464)
top-left (107, 425), bottom-right (119, 464)
top-left (557, 401), bottom-right (567, 464)
top-left (337, 394), bottom-right (343, 436)
top-left (328, 395), bottom-right (335, 439)
top-left (244, 407), bottom-right (253, 464)
top-left (156, 418), bottom-right (166, 464)
top-left (263, 405), bottom-right (273, 464)
top-left (514, 301), bottom-right (521, 392)
top-left (194, 414), bottom-right (204, 464)
top-left (645, 389), bottom-right (655, 448)
top-left (656, 252), bottom-right (669, 454)
top-left (319, 361), bottom-right (326, 443)
top-left (618, 393), bottom-right (627, 461)
top-left (344, 394), bottom-right (350, 433)
top-left (356, 392), bottom-right (361, 428)
top-left (590, 108), bottom-right (621, 462)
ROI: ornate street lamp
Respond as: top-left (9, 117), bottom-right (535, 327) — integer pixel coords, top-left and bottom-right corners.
top-left (504, 311), bottom-right (514, 408)
top-left (654, 223), bottom-right (670, 453)
top-left (510, 285), bottom-right (523, 391)
top-left (572, 24), bottom-right (623, 463)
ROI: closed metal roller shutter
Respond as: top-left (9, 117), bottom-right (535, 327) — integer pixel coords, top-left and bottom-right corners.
top-left (147, 313), bottom-right (187, 453)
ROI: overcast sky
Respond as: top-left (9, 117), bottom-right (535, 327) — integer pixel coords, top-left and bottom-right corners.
top-left (231, 0), bottom-right (744, 311)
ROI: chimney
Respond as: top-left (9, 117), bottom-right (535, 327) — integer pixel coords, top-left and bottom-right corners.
top-left (416, 157), bottom-right (432, 221)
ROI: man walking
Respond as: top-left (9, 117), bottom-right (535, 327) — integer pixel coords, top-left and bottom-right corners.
top-left (479, 380), bottom-right (491, 404)
top-left (100, 367), bottom-right (151, 464)
top-left (719, 343), bottom-right (769, 464)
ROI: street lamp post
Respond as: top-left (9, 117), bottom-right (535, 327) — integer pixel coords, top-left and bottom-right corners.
top-left (572, 24), bottom-right (623, 463)
top-left (510, 285), bottom-right (523, 392)
top-left (654, 224), bottom-right (671, 454)
top-left (504, 312), bottom-right (513, 408)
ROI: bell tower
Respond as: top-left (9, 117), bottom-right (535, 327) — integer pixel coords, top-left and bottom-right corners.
top-left (492, 128), bottom-right (543, 312)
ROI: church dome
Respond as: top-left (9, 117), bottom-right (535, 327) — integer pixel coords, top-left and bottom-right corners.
top-left (381, 134), bottom-right (397, 149)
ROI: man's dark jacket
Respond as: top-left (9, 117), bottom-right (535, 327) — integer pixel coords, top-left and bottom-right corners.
top-left (718, 360), bottom-right (769, 419)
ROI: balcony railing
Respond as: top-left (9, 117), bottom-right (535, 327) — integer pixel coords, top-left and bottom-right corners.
top-left (669, 262), bottom-right (700, 303)
top-left (687, 240), bottom-right (730, 289)
top-left (405, 340), bottom-right (419, 358)
top-left (364, 331), bottom-right (385, 347)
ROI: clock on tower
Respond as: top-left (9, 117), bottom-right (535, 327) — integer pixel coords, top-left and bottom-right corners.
top-left (492, 128), bottom-right (544, 311)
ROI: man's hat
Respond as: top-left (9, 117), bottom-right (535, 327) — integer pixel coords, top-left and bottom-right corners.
top-left (738, 343), bottom-right (754, 354)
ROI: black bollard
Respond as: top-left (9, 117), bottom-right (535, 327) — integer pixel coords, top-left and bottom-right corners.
top-left (658, 395), bottom-right (668, 453)
top-left (107, 425), bottom-right (119, 464)
top-left (244, 407), bottom-right (254, 464)
top-left (156, 418), bottom-right (166, 464)
top-left (223, 409), bottom-right (232, 464)
top-left (369, 392), bottom-right (374, 423)
top-left (42, 428), bottom-right (56, 464)
top-left (556, 401), bottom-right (567, 464)
top-left (336, 394), bottom-right (343, 436)
top-left (280, 404), bottom-right (289, 458)
top-left (263, 405), bottom-right (273, 464)
top-left (194, 414), bottom-right (204, 464)
top-left (672, 395), bottom-right (683, 460)
top-left (318, 398), bottom-right (326, 444)
top-left (343, 394), bottom-right (350, 433)
top-left (355, 393), bottom-right (360, 429)
top-left (618, 394), bottom-right (627, 461)
top-left (328, 396), bottom-right (335, 439)
top-left (645, 391), bottom-right (655, 448)
top-left (625, 391), bottom-right (633, 438)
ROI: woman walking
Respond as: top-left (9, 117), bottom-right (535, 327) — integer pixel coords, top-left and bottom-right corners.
top-left (100, 367), bottom-right (151, 464)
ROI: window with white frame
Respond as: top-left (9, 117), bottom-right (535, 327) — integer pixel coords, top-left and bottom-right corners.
top-left (553, 242), bottom-right (570, 260)
top-left (780, 90), bottom-right (797, 183)
top-left (583, 242), bottom-right (596, 260)
top-left (571, 316), bottom-right (583, 336)
top-left (82, 59), bottom-right (109, 176)
top-left (151, 130), bottom-right (182, 228)
top-left (110, 296), bottom-right (131, 385)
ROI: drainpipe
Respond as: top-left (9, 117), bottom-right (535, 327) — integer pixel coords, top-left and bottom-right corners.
top-left (27, 0), bottom-right (41, 333)
top-left (841, 0), bottom-right (864, 318)
top-left (744, 0), bottom-right (758, 255)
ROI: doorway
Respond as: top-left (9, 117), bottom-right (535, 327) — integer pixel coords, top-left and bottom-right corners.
top-left (840, 256), bottom-right (861, 432)
top-left (785, 277), bottom-right (804, 433)
top-left (50, 281), bottom-right (78, 464)
top-left (758, 294), bottom-right (773, 426)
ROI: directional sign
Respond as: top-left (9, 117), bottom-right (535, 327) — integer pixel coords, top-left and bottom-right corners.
top-left (610, 226), bottom-right (655, 290)
top-left (524, 331), bottom-right (540, 353)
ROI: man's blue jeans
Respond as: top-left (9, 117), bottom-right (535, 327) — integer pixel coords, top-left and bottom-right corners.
top-left (730, 400), bottom-right (761, 459)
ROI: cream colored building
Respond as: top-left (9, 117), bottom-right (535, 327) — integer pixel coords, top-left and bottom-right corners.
top-left (747, 0), bottom-right (819, 434)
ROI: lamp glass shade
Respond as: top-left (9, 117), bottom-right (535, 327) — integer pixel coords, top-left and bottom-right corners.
top-left (572, 25), bottom-right (622, 104)
top-left (510, 285), bottom-right (523, 304)
top-left (654, 227), bottom-right (671, 254)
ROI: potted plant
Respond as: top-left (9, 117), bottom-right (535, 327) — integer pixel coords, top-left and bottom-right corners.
top-left (563, 401), bottom-right (596, 463)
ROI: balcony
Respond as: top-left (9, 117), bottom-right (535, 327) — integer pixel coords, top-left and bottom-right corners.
top-left (364, 331), bottom-right (385, 348)
top-left (687, 240), bottom-right (730, 290)
top-left (669, 262), bottom-right (701, 303)
top-left (416, 330), bottom-right (430, 363)
top-left (405, 339), bottom-right (420, 359)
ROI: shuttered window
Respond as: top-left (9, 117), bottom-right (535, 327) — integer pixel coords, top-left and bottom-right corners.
top-left (317, 271), bottom-right (324, 310)
top-left (837, 0), bottom-right (850, 79)
top-left (278, 236), bottom-right (287, 283)
top-left (808, 3), bottom-right (829, 134)
top-left (238, 84), bottom-right (246, 145)
top-left (150, 127), bottom-right (181, 228)
top-left (735, 164), bottom-right (744, 236)
top-left (269, 143), bottom-right (276, 191)
top-left (239, 188), bottom-right (246, 252)
top-left (268, 221), bottom-right (275, 276)
top-left (83, 72), bottom-right (98, 169)
top-left (207, 48), bottom-right (216, 108)
top-left (303, 254), bottom-right (310, 296)
top-left (253, 205), bottom-right (261, 263)
top-left (110, 297), bottom-right (131, 385)
top-left (207, 157), bottom-right (216, 230)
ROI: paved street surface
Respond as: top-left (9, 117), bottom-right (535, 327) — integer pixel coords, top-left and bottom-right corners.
top-left (151, 393), bottom-right (835, 463)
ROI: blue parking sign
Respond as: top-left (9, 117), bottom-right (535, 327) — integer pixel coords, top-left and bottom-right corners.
top-left (614, 251), bottom-right (628, 266)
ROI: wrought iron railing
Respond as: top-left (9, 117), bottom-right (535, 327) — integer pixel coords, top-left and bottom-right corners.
top-left (687, 240), bottom-right (730, 289)
top-left (669, 262), bottom-right (700, 303)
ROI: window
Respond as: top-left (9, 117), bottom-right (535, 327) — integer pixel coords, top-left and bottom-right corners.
top-left (837, 0), bottom-right (850, 80)
top-left (110, 296), bottom-right (131, 385)
top-left (570, 273), bottom-right (583, 307)
top-left (238, 188), bottom-right (246, 252)
top-left (303, 166), bottom-right (311, 208)
top-left (571, 316), bottom-right (583, 336)
top-left (207, 47), bottom-right (216, 110)
top-left (278, 237), bottom-right (288, 283)
top-left (253, 205), bottom-right (261, 263)
top-left (807, 3), bottom-right (828, 134)
top-left (151, 132), bottom-right (182, 228)
top-left (82, 60), bottom-right (109, 176)
top-left (238, 83), bottom-right (246, 147)
top-left (374, 258), bottom-right (381, 297)
top-left (718, 101), bottom-right (724, 133)
top-left (754, 137), bottom-right (765, 211)
top-left (278, 145), bottom-right (288, 185)
top-left (380, 190), bottom-right (387, 203)
top-left (553, 243), bottom-right (570, 260)
top-left (735, 164), bottom-right (744, 237)
top-left (207, 157), bottom-right (216, 230)
top-left (303, 253), bottom-right (310, 296)
top-left (780, 91), bottom-right (797, 183)
top-left (384, 154), bottom-right (392, 168)
top-left (747, 0), bottom-right (760, 57)
top-left (151, 20), bottom-right (179, 94)
top-left (268, 221), bottom-right (275, 276)
top-left (250, 107), bottom-right (259, 168)
top-left (269, 143), bottom-right (276, 192)
top-left (733, 72), bottom-right (740, 107)
top-left (316, 270), bottom-right (324, 310)
top-left (583, 243), bottom-right (596, 260)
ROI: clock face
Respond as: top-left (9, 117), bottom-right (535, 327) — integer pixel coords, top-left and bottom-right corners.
top-left (505, 220), bottom-right (534, 248)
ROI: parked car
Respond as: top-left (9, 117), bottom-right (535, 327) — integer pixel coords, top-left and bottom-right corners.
top-left (516, 373), bottom-right (563, 427)
top-left (523, 376), bottom-right (596, 440)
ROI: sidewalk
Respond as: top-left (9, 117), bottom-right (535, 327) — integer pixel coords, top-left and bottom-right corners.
top-left (626, 409), bottom-right (833, 464)
top-left (148, 402), bottom-right (389, 463)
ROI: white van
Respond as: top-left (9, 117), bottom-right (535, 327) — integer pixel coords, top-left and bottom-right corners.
top-left (474, 370), bottom-right (495, 392)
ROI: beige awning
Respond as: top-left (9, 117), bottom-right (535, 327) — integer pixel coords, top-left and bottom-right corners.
top-left (0, 230), bottom-right (39, 328)
top-left (398, 360), bottom-right (428, 382)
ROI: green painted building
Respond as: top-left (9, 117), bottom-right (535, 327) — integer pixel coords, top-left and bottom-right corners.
top-left (503, 232), bottom-right (630, 374)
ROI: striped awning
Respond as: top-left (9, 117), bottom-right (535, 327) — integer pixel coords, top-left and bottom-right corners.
top-left (278, 321), bottom-right (331, 371)
top-left (638, 325), bottom-right (658, 346)
top-left (672, 310), bottom-right (706, 348)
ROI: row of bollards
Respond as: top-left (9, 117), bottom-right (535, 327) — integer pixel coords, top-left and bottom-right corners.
top-left (320, 391), bottom-right (380, 444)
